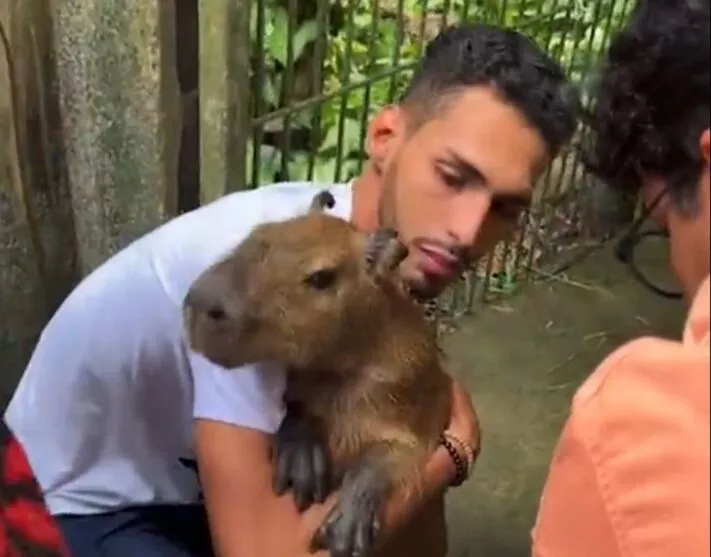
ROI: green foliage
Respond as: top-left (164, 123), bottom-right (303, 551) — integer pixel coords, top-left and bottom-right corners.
top-left (246, 0), bottom-right (633, 187)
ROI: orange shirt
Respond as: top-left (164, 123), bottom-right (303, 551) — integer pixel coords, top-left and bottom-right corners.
top-left (532, 276), bottom-right (710, 557)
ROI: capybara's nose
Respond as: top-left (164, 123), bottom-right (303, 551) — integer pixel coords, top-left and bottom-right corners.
top-left (184, 272), bottom-right (231, 322)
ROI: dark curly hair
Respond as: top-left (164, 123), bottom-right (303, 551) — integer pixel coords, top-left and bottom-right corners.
top-left (400, 23), bottom-right (580, 156)
top-left (583, 0), bottom-right (710, 212)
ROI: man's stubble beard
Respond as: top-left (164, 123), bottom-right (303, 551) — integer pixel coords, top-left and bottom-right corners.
top-left (376, 157), bottom-right (443, 301)
top-left (376, 154), bottom-right (398, 232)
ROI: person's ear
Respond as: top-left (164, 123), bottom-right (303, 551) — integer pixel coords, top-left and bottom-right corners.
top-left (699, 128), bottom-right (710, 215)
top-left (700, 128), bottom-right (710, 164)
top-left (365, 105), bottom-right (404, 173)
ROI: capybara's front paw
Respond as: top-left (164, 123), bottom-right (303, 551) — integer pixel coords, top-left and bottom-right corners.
top-left (311, 493), bottom-right (381, 557)
top-left (310, 465), bottom-right (388, 557)
top-left (272, 409), bottom-right (332, 511)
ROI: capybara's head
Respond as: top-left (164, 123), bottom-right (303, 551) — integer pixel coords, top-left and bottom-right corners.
top-left (183, 190), bottom-right (409, 371)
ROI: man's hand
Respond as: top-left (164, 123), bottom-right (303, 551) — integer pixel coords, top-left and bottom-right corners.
top-left (272, 403), bottom-right (334, 511)
top-left (195, 378), bottom-right (481, 557)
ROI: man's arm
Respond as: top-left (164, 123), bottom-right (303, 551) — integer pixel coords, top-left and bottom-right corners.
top-left (195, 418), bottom-right (460, 557)
top-left (192, 355), bottom-right (478, 557)
top-left (195, 418), bottom-right (317, 557)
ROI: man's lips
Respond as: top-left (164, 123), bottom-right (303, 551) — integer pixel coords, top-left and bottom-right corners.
top-left (419, 245), bottom-right (460, 278)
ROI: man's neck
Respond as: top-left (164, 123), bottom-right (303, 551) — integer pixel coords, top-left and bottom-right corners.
top-left (350, 164), bottom-right (381, 233)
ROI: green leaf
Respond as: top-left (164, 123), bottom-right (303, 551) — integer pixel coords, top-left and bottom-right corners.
top-left (267, 6), bottom-right (289, 66)
top-left (245, 142), bottom-right (282, 187)
top-left (353, 13), bottom-right (371, 27)
top-left (341, 117), bottom-right (363, 156)
top-left (261, 76), bottom-right (279, 107)
top-left (291, 110), bottom-right (315, 129)
top-left (342, 157), bottom-right (363, 180)
top-left (312, 157), bottom-right (338, 183)
top-left (288, 153), bottom-right (312, 181)
top-left (318, 117), bottom-right (363, 157)
top-left (292, 20), bottom-right (320, 62)
top-left (319, 125), bottom-right (341, 154)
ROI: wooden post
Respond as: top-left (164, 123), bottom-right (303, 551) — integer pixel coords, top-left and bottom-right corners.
top-left (199, 0), bottom-right (252, 204)
top-left (0, 6), bottom-right (49, 403)
top-left (51, 0), bottom-right (182, 274)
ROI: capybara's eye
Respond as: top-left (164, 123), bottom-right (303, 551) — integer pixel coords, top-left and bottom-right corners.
top-left (304, 268), bottom-right (338, 290)
top-left (207, 305), bottom-right (227, 321)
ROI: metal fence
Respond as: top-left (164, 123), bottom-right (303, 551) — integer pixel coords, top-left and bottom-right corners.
top-left (244, 0), bottom-right (635, 323)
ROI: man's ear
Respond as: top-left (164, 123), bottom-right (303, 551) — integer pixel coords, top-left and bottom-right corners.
top-left (365, 105), bottom-right (404, 173)
top-left (700, 128), bottom-right (710, 163)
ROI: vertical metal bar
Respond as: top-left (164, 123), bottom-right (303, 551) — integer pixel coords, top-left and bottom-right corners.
top-left (416, 0), bottom-right (431, 58)
top-left (333, 2), bottom-right (356, 183)
top-left (386, 0), bottom-right (407, 102)
top-left (547, 5), bottom-right (598, 203)
top-left (483, 0), bottom-right (543, 304)
top-left (279, 0), bottom-right (297, 179)
top-left (517, 0), bottom-right (573, 283)
top-left (250, 0), bottom-right (267, 187)
top-left (498, 0), bottom-right (509, 24)
top-left (440, 0), bottom-right (453, 29)
top-left (356, 0), bottom-right (382, 175)
top-left (565, 0), bottom-right (634, 229)
top-left (306, 0), bottom-right (330, 181)
top-left (460, 0), bottom-right (475, 21)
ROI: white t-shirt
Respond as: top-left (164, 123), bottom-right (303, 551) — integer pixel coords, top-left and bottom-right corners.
top-left (4, 181), bottom-right (353, 516)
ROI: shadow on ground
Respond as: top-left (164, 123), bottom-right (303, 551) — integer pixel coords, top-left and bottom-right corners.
top-left (442, 243), bottom-right (686, 557)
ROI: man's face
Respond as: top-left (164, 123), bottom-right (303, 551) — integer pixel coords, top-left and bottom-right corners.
top-left (367, 86), bottom-right (551, 297)
top-left (639, 129), bottom-right (710, 302)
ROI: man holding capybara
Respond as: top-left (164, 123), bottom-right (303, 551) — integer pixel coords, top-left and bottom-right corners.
top-left (4, 23), bottom-right (578, 557)
top-left (533, 0), bottom-right (710, 555)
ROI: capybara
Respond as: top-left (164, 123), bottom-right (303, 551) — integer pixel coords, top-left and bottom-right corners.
top-left (184, 190), bottom-right (454, 557)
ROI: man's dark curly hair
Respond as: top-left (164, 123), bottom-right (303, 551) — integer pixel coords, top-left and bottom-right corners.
top-left (400, 23), bottom-right (580, 156)
top-left (583, 0), bottom-right (710, 212)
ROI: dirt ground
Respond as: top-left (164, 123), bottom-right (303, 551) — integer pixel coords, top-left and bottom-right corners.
top-left (441, 243), bottom-right (686, 557)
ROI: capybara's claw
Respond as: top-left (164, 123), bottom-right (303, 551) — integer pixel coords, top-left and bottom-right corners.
top-left (310, 466), bottom-right (386, 557)
top-left (272, 409), bottom-right (332, 511)
top-left (311, 501), bottom-right (380, 557)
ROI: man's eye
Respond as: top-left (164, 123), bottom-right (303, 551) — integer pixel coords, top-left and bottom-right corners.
top-left (437, 168), bottom-right (467, 190)
top-left (491, 199), bottom-right (525, 220)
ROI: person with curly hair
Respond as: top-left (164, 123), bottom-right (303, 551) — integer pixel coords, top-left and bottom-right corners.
top-left (532, 0), bottom-right (709, 556)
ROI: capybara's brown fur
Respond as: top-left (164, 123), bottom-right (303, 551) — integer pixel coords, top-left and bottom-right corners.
top-left (184, 190), bottom-right (452, 557)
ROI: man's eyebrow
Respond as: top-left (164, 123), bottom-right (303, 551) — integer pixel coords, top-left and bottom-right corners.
top-left (443, 149), bottom-right (532, 203)
top-left (444, 150), bottom-right (487, 184)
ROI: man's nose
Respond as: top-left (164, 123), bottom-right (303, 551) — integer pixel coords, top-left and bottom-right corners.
top-left (447, 190), bottom-right (491, 247)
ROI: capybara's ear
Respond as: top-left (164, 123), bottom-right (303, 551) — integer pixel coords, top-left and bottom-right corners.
top-left (309, 190), bottom-right (336, 213)
top-left (364, 228), bottom-right (409, 280)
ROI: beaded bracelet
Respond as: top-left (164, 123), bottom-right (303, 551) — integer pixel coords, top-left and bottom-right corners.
top-left (438, 433), bottom-right (469, 487)
top-left (444, 430), bottom-right (478, 468)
